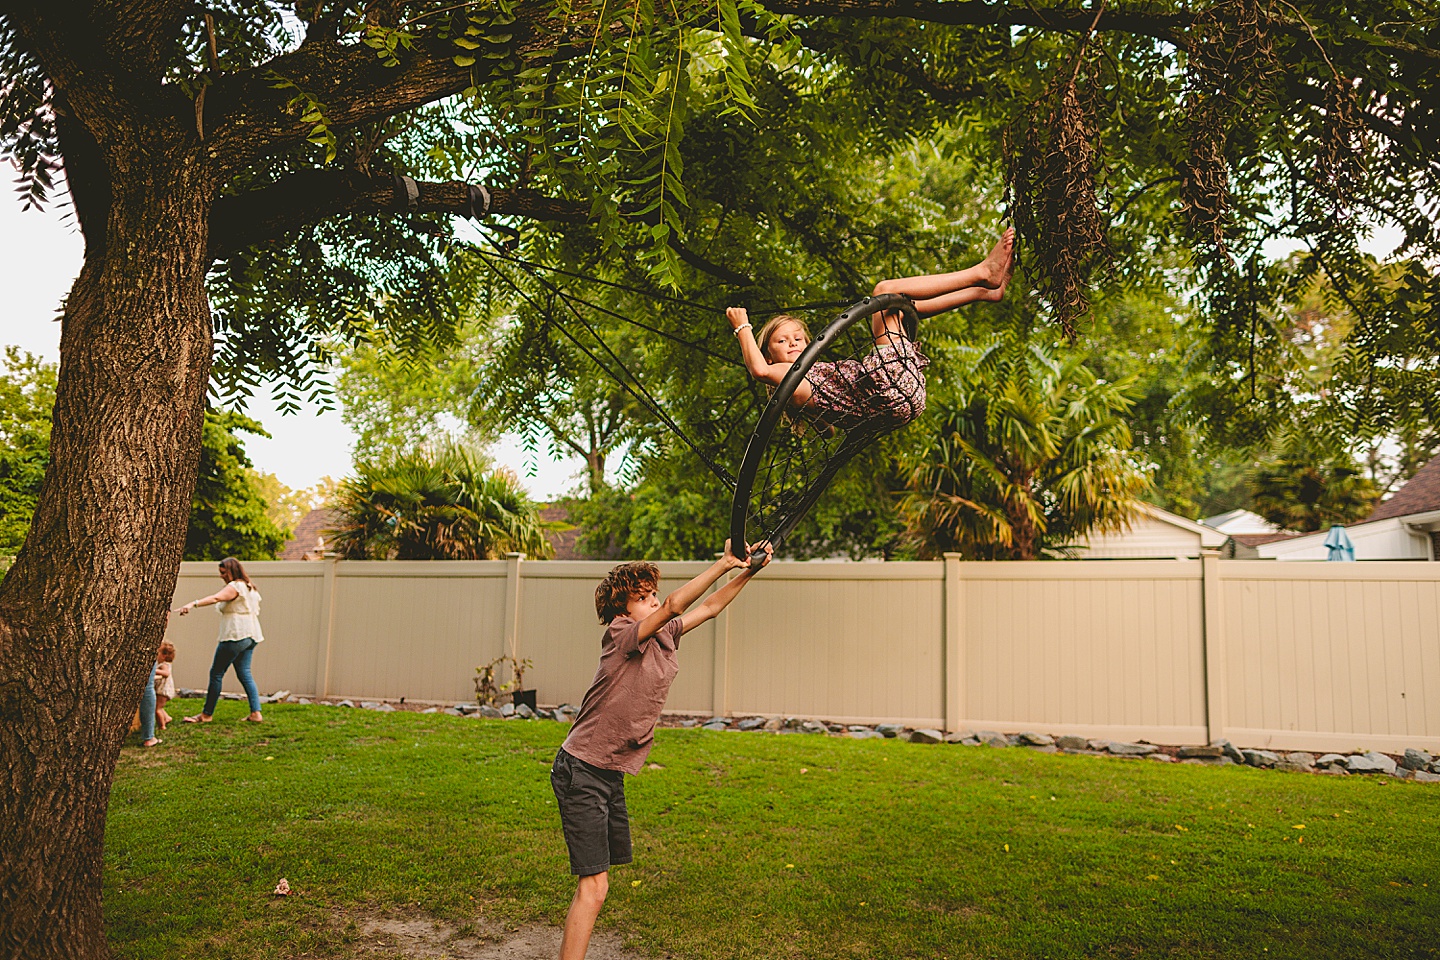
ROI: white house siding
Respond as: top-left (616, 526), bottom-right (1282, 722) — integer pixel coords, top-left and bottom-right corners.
top-left (1258, 517), bottom-right (1432, 561)
top-left (1072, 512), bottom-right (1203, 560)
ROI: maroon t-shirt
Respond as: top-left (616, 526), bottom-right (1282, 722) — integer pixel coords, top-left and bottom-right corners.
top-left (561, 614), bottom-right (684, 774)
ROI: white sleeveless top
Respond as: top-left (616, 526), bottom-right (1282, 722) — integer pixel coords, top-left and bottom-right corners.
top-left (216, 581), bottom-right (264, 643)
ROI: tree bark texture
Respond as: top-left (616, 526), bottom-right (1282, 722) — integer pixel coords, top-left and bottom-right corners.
top-left (0, 127), bottom-right (214, 956)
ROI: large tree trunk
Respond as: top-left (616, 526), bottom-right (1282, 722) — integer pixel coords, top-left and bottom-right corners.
top-left (0, 135), bottom-right (214, 956)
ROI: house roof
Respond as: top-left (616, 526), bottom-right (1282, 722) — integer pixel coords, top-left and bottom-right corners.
top-left (1229, 532), bottom-right (1301, 547)
top-left (1137, 503), bottom-right (1231, 548)
top-left (1367, 458), bottom-right (1440, 522)
top-left (279, 507), bottom-right (342, 560)
top-left (541, 503), bottom-right (584, 560)
top-left (1202, 509), bottom-right (1282, 535)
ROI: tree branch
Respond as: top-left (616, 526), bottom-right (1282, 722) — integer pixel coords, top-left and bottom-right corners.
top-left (208, 171), bottom-right (591, 261)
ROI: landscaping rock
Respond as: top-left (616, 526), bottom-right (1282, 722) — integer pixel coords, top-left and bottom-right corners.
top-left (1392, 767), bottom-right (1413, 779)
top-left (220, 692), bottom-right (245, 701)
top-left (1005, 734), bottom-right (1025, 746)
top-left (374, 703), bottom-right (396, 712)
top-left (478, 705), bottom-right (504, 719)
top-left (515, 703), bottom-right (536, 719)
top-left (421, 707), bottom-right (439, 714)
top-left (1087, 739), bottom-right (1111, 752)
top-left (1401, 748), bottom-right (1432, 771)
top-left (1242, 749), bottom-right (1281, 768)
top-left (297, 698), bottom-right (312, 705)
top-left (1029, 745), bottom-right (1059, 754)
top-left (454, 703), bottom-right (477, 715)
top-left (800, 720), bottom-right (828, 734)
top-left (1211, 739), bottom-right (1246, 765)
top-left (1413, 770), bottom-right (1440, 783)
top-left (1316, 753), bottom-right (1348, 769)
top-left (360, 701), bottom-right (381, 710)
top-left (738, 717), bottom-right (767, 731)
top-left (499, 703), bottom-right (516, 717)
top-left (179, 688), bottom-right (204, 699)
top-left (443, 708), bottom-right (463, 716)
top-left (875, 724), bottom-right (905, 738)
top-left (943, 732), bottom-right (972, 744)
top-left (1147, 753), bottom-right (1175, 762)
top-left (847, 725), bottom-right (872, 733)
top-left (1055, 736), bottom-right (1089, 751)
top-left (909, 728), bottom-right (944, 744)
top-left (824, 722), bottom-right (845, 733)
top-left (1176, 745), bottom-right (1224, 760)
top-left (1017, 732), bottom-right (1055, 747)
top-left (961, 737), bottom-right (983, 746)
top-left (1275, 760), bottom-right (1314, 774)
top-left (679, 719), bottom-right (700, 728)
top-left (709, 716), bottom-right (732, 727)
top-left (271, 689), bottom-right (292, 702)
top-left (783, 717), bottom-right (805, 730)
top-left (1431, 760), bottom-right (1440, 774)
top-left (336, 699), bottom-right (355, 708)
top-left (850, 729), bottom-right (885, 739)
top-left (1109, 742), bottom-right (1158, 756)
top-left (701, 721), bottom-right (729, 732)
top-left (1344, 752), bottom-right (1397, 775)
top-left (764, 717), bottom-right (783, 732)
top-left (1284, 752), bottom-right (1316, 768)
top-left (981, 732), bottom-right (1010, 748)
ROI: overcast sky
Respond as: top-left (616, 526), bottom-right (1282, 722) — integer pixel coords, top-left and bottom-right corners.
top-left (0, 199), bottom-right (586, 499)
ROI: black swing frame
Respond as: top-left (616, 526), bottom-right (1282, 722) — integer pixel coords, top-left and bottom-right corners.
top-left (728, 293), bottom-right (920, 563)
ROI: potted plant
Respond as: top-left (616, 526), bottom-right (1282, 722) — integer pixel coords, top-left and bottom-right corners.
top-left (474, 655), bottom-right (536, 711)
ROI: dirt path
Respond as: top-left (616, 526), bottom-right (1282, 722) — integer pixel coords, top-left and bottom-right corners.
top-left (360, 917), bottom-right (642, 959)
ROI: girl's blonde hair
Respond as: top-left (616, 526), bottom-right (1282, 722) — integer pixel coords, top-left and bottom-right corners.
top-left (157, 640), bottom-right (176, 663)
top-left (756, 314), bottom-right (811, 362)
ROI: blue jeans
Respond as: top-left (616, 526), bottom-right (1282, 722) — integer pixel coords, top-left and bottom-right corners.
top-left (139, 661), bottom-right (157, 741)
top-left (203, 637), bottom-right (261, 715)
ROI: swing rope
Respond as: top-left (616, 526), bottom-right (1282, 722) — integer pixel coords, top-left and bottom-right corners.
top-left (470, 244), bottom-right (740, 489)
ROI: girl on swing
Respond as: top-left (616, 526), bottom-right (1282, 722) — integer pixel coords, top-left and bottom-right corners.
top-left (726, 228), bottom-right (1014, 431)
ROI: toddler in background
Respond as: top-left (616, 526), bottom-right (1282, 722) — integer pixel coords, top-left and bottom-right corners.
top-left (154, 641), bottom-right (177, 730)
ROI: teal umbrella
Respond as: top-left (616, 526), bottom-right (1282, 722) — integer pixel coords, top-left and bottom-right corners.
top-left (1324, 524), bottom-right (1356, 561)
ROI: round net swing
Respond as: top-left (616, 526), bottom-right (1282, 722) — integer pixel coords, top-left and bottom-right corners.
top-left (728, 294), bottom-right (923, 559)
top-left (464, 230), bottom-right (924, 561)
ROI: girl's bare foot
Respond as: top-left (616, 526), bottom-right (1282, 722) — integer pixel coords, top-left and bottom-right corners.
top-left (979, 228), bottom-right (1016, 288)
top-left (142, 737), bottom-right (163, 747)
top-left (244, 712), bottom-right (264, 723)
top-left (183, 714), bottom-right (212, 724)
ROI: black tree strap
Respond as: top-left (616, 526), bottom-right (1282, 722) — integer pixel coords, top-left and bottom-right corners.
top-left (466, 184), bottom-right (490, 220)
top-left (392, 174), bottom-right (419, 212)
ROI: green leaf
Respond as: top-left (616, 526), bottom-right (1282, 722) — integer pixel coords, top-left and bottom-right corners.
top-left (453, 55), bottom-right (477, 67)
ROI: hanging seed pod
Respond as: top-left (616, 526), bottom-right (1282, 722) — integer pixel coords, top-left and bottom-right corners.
top-left (1004, 57), bottom-right (1110, 338)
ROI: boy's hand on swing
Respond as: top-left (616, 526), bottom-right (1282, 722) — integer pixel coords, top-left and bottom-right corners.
top-left (746, 540), bottom-right (774, 570)
top-left (721, 539), bottom-right (747, 569)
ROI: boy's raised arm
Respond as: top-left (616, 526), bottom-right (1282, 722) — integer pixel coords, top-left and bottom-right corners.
top-left (634, 541), bottom-right (751, 642)
top-left (680, 541), bottom-right (772, 634)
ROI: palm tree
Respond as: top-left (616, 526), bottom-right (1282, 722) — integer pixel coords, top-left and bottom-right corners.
top-left (901, 341), bottom-right (1152, 559)
top-left (329, 445), bottom-right (555, 560)
top-left (1250, 445), bottom-right (1379, 532)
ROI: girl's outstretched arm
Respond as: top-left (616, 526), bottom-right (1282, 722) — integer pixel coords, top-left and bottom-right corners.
top-left (727, 307), bottom-right (791, 386)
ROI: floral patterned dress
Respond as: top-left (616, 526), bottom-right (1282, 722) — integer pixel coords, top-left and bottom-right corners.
top-left (802, 337), bottom-right (929, 433)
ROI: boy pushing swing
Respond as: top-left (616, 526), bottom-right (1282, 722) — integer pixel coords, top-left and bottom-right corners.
top-left (552, 539), bottom-right (772, 959)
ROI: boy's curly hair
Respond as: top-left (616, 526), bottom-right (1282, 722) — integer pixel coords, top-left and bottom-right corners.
top-left (595, 561), bottom-right (661, 623)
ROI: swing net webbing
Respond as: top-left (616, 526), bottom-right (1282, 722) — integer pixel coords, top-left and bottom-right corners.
top-left (729, 294), bottom-right (924, 556)
top-left (466, 231), bottom-right (924, 557)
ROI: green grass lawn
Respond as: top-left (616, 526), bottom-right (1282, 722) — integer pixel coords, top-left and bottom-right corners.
top-left (106, 699), bottom-right (1439, 959)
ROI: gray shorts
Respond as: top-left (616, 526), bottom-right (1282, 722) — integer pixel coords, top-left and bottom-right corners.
top-left (551, 748), bottom-right (632, 876)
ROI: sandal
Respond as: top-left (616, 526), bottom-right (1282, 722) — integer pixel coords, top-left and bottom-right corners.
top-left (142, 737), bottom-right (163, 747)
top-left (182, 714), bottom-right (212, 724)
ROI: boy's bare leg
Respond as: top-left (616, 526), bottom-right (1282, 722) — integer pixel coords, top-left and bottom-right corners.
top-left (559, 871), bottom-right (609, 960)
top-left (873, 228), bottom-right (1015, 300)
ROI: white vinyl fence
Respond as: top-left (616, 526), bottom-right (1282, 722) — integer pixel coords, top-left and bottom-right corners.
top-left (164, 557), bottom-right (1440, 754)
